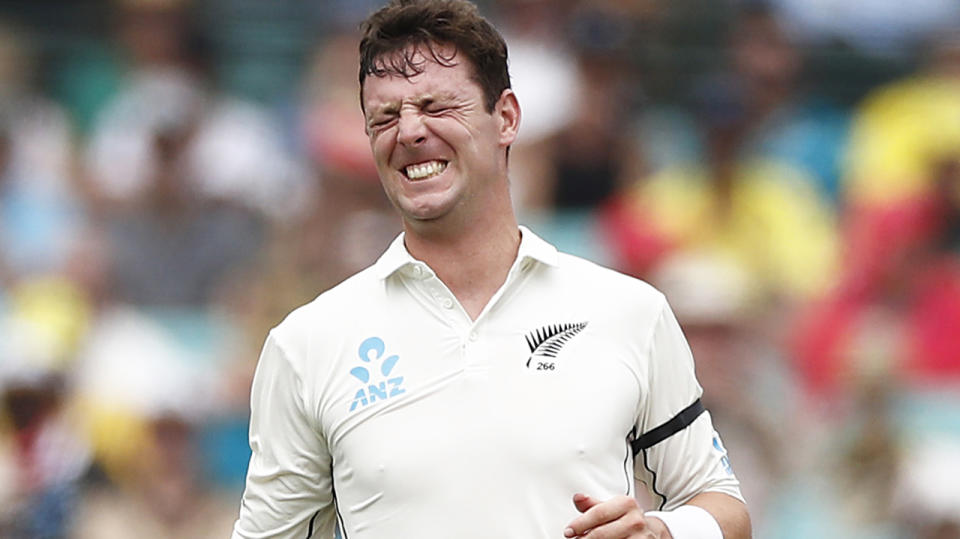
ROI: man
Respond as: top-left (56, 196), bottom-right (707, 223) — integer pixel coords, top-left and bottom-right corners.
top-left (233, 1), bottom-right (751, 537)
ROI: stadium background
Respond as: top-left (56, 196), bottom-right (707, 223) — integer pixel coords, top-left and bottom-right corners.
top-left (0, 0), bottom-right (959, 537)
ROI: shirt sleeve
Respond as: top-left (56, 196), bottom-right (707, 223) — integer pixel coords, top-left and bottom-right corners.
top-left (233, 331), bottom-right (337, 539)
top-left (633, 299), bottom-right (743, 510)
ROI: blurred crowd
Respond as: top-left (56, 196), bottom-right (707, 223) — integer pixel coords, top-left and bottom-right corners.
top-left (0, 0), bottom-right (959, 537)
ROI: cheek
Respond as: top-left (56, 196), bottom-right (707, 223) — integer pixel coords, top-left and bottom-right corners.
top-left (371, 135), bottom-right (395, 166)
top-left (424, 116), bottom-right (474, 143)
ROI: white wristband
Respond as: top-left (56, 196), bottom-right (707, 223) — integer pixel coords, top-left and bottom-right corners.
top-left (644, 505), bottom-right (722, 539)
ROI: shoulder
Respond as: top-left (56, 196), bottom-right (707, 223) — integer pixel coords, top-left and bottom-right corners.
top-left (557, 251), bottom-right (664, 295)
top-left (269, 265), bottom-right (383, 346)
top-left (547, 251), bottom-right (669, 324)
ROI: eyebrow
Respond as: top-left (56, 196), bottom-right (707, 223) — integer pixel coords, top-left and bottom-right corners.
top-left (368, 92), bottom-right (458, 118)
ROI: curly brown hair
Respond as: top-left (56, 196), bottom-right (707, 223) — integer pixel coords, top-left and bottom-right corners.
top-left (359, 0), bottom-right (510, 113)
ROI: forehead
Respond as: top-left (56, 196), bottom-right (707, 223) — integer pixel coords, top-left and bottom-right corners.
top-left (361, 45), bottom-right (480, 109)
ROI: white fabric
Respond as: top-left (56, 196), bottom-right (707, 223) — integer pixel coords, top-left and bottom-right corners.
top-left (645, 505), bottom-right (723, 539)
top-left (233, 226), bottom-right (742, 539)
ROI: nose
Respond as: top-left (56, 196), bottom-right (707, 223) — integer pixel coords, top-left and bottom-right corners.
top-left (396, 111), bottom-right (428, 147)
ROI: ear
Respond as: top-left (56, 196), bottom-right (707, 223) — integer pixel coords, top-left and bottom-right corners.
top-left (494, 88), bottom-right (521, 147)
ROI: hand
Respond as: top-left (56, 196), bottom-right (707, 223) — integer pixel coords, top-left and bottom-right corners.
top-left (563, 493), bottom-right (672, 539)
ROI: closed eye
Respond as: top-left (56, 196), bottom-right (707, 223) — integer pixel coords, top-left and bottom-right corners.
top-left (368, 117), bottom-right (397, 132)
top-left (423, 98), bottom-right (453, 115)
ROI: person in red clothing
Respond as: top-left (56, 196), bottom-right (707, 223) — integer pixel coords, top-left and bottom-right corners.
top-left (791, 155), bottom-right (960, 398)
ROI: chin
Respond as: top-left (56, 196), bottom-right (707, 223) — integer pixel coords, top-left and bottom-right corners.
top-left (402, 209), bottom-right (451, 224)
top-left (397, 195), bottom-right (461, 223)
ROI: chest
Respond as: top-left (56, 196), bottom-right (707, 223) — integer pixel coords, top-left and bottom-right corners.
top-left (313, 310), bottom-right (643, 498)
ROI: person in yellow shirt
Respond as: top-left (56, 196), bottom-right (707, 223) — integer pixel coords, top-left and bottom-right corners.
top-left (844, 34), bottom-right (960, 208)
top-left (602, 81), bottom-right (839, 305)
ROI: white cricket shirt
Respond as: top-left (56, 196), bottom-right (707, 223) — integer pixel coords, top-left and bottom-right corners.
top-left (233, 226), bottom-right (742, 539)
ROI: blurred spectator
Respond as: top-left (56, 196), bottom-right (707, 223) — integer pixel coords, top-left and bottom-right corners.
top-left (101, 133), bottom-right (265, 306)
top-left (758, 376), bottom-right (907, 539)
top-left (0, 20), bottom-right (74, 188)
top-left (491, 0), bottom-right (582, 212)
top-left (785, 73), bottom-right (960, 528)
top-left (791, 155), bottom-right (960, 398)
top-left (75, 0), bottom-right (283, 308)
top-left (833, 379), bottom-right (902, 530)
top-left (496, 0), bottom-right (580, 148)
top-left (72, 303), bottom-right (239, 537)
top-left (515, 0), bottom-right (641, 212)
top-left (843, 33), bottom-right (960, 209)
top-left (0, 303), bottom-right (91, 539)
top-left (73, 412), bottom-right (237, 539)
top-left (726, 5), bottom-right (849, 203)
top-left (633, 4), bottom-right (849, 203)
top-left (601, 73), bottom-right (839, 305)
top-left (0, 19), bottom-right (85, 282)
top-left (547, 50), bottom-right (633, 209)
top-left (83, 0), bottom-right (307, 221)
top-left (76, 305), bottom-right (221, 435)
top-left (299, 31), bottom-right (378, 190)
top-left (793, 32), bottom-right (960, 399)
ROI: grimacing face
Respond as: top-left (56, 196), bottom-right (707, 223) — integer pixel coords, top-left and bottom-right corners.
top-left (361, 45), bottom-right (519, 226)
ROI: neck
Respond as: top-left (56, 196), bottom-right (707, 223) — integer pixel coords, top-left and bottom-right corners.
top-left (403, 201), bottom-right (521, 320)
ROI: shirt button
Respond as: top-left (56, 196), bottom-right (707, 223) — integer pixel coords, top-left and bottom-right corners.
top-left (413, 265), bottom-right (425, 277)
top-left (469, 331), bottom-right (478, 341)
top-left (442, 298), bottom-right (454, 309)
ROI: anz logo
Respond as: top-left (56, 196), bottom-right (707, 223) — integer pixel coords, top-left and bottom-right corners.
top-left (524, 322), bottom-right (588, 371)
top-left (348, 336), bottom-right (406, 412)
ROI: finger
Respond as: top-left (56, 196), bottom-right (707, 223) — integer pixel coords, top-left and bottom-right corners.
top-left (566, 494), bottom-right (599, 539)
top-left (573, 493), bottom-right (600, 514)
top-left (576, 516), bottom-right (645, 539)
top-left (576, 501), bottom-right (652, 539)
top-left (564, 496), bottom-right (635, 537)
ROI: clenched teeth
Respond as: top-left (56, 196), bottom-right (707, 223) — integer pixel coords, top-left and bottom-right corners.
top-left (405, 160), bottom-right (447, 180)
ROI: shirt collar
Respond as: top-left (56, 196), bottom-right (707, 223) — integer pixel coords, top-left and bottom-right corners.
top-left (516, 225), bottom-right (560, 268)
top-left (372, 225), bottom-right (559, 281)
top-left (373, 233), bottom-right (415, 280)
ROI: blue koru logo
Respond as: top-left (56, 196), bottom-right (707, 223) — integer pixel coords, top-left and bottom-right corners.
top-left (348, 336), bottom-right (406, 412)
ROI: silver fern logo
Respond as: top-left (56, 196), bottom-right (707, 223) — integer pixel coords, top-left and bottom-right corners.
top-left (524, 322), bottom-right (588, 370)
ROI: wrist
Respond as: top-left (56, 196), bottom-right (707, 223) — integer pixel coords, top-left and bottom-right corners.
top-left (644, 505), bottom-right (722, 539)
